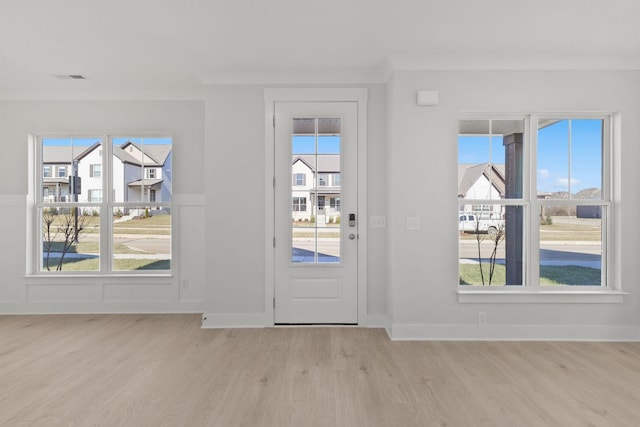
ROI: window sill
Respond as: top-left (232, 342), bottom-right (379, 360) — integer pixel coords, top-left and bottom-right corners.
top-left (26, 273), bottom-right (173, 280)
top-left (457, 287), bottom-right (628, 304)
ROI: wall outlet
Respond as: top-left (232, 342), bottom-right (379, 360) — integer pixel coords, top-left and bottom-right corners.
top-left (478, 311), bottom-right (487, 324)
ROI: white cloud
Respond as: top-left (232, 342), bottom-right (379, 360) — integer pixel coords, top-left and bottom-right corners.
top-left (537, 169), bottom-right (549, 179)
top-left (555, 177), bottom-right (580, 187)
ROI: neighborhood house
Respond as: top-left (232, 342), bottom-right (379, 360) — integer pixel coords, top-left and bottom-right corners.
top-left (458, 162), bottom-right (505, 218)
top-left (292, 155), bottom-right (341, 224)
top-left (42, 140), bottom-right (172, 215)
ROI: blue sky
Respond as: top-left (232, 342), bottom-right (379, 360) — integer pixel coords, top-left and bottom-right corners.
top-left (459, 119), bottom-right (602, 193)
top-left (43, 137), bottom-right (99, 146)
top-left (43, 137), bottom-right (172, 146)
top-left (292, 135), bottom-right (340, 154)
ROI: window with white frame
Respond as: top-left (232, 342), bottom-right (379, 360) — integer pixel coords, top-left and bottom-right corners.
top-left (88, 189), bottom-right (102, 203)
top-left (330, 197), bottom-right (341, 211)
top-left (145, 168), bottom-right (156, 179)
top-left (90, 164), bottom-right (101, 178)
top-left (458, 115), bottom-right (610, 289)
top-left (292, 197), bottom-right (306, 212)
top-left (293, 173), bottom-right (306, 186)
top-left (57, 166), bottom-right (67, 177)
top-left (33, 135), bottom-right (172, 273)
top-left (43, 165), bottom-right (52, 178)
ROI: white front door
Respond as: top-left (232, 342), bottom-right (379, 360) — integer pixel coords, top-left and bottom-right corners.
top-left (274, 102), bottom-right (359, 324)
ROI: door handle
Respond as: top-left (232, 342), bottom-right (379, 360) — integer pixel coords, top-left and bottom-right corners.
top-left (348, 233), bottom-right (356, 240)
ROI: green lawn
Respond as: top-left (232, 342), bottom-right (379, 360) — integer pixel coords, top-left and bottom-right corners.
top-left (114, 215), bottom-right (171, 227)
top-left (111, 228), bottom-right (171, 235)
top-left (460, 217), bottom-right (601, 241)
top-left (44, 242), bottom-right (148, 254)
top-left (42, 258), bottom-right (170, 271)
top-left (459, 263), bottom-right (601, 286)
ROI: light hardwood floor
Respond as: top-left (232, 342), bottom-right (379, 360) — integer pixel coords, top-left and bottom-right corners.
top-left (1, 314), bottom-right (640, 426)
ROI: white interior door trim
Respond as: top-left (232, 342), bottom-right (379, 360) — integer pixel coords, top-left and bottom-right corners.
top-left (264, 88), bottom-right (368, 326)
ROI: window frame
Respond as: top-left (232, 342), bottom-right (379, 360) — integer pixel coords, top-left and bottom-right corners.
top-left (293, 173), bottom-right (306, 186)
top-left (292, 196), bottom-right (306, 212)
top-left (457, 113), bottom-right (622, 302)
top-left (29, 133), bottom-right (173, 276)
top-left (88, 189), bottom-right (102, 203)
top-left (89, 164), bottom-right (102, 178)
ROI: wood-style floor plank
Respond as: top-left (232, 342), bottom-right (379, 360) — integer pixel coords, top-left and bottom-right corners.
top-left (1, 314), bottom-right (640, 426)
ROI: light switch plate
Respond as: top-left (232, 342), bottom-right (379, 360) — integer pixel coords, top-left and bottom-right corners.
top-left (406, 216), bottom-right (421, 230)
top-left (369, 216), bottom-right (387, 229)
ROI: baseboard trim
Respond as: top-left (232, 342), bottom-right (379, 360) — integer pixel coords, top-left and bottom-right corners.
top-left (389, 323), bottom-right (640, 342)
top-left (201, 312), bottom-right (269, 328)
top-left (364, 313), bottom-right (390, 328)
top-left (0, 301), bottom-right (205, 314)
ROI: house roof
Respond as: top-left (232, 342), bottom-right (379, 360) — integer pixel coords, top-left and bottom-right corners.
top-left (127, 179), bottom-right (164, 187)
top-left (113, 146), bottom-right (145, 165)
top-left (120, 141), bottom-right (172, 166)
top-left (293, 155), bottom-right (340, 173)
top-left (73, 141), bottom-right (102, 162)
top-left (43, 177), bottom-right (69, 185)
top-left (42, 145), bottom-right (88, 164)
top-left (458, 163), bottom-right (506, 198)
top-left (42, 141), bottom-right (171, 167)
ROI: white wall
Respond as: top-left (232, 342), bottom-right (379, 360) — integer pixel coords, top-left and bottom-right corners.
top-left (386, 70), bottom-right (640, 339)
top-left (2, 72), bottom-right (637, 341)
top-left (0, 100), bottom-right (206, 313)
top-left (204, 84), bottom-right (388, 324)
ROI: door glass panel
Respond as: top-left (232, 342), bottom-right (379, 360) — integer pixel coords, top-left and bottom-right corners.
top-left (291, 118), bottom-right (341, 263)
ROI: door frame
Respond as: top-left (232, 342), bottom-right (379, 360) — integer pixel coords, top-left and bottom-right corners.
top-left (264, 88), bottom-right (368, 326)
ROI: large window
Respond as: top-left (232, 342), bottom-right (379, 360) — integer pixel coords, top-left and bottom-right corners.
top-left (33, 135), bottom-right (172, 273)
top-left (458, 115), bottom-right (610, 289)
